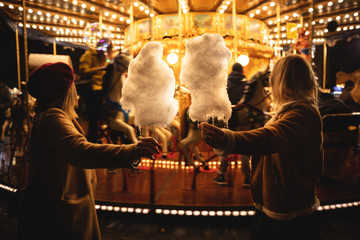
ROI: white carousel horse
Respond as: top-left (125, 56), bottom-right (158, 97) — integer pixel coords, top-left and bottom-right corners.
top-left (103, 53), bottom-right (138, 143)
top-left (104, 53), bottom-right (176, 157)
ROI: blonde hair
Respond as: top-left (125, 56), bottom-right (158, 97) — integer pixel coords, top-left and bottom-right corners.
top-left (34, 83), bottom-right (78, 120)
top-left (61, 83), bottom-right (79, 120)
top-left (270, 54), bottom-right (318, 110)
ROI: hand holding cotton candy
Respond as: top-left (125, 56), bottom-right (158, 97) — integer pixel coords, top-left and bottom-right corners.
top-left (180, 33), bottom-right (232, 122)
top-left (120, 42), bottom-right (178, 128)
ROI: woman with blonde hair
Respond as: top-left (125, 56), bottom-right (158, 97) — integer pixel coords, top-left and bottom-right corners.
top-left (200, 54), bottom-right (323, 240)
top-left (18, 62), bottom-right (160, 240)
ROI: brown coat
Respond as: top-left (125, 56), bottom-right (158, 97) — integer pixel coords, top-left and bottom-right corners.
top-left (226, 102), bottom-right (323, 219)
top-left (19, 108), bottom-right (135, 239)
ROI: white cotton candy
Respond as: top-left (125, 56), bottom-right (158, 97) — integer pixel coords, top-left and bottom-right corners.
top-left (120, 41), bottom-right (178, 127)
top-left (180, 33), bottom-right (232, 122)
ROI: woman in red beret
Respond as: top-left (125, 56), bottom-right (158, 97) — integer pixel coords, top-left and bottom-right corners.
top-left (18, 62), bottom-right (160, 240)
top-left (200, 55), bottom-right (323, 240)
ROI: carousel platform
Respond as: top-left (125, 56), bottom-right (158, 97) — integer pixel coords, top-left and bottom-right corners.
top-left (1, 145), bottom-right (360, 217)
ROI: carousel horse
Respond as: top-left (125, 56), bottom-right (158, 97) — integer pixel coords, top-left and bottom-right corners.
top-left (102, 52), bottom-right (138, 144)
top-left (229, 68), bottom-right (271, 131)
top-left (214, 68), bottom-right (271, 186)
top-left (179, 106), bottom-right (209, 171)
top-left (103, 53), bottom-right (175, 159)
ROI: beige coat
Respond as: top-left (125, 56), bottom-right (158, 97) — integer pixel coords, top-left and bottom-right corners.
top-left (19, 108), bottom-right (135, 240)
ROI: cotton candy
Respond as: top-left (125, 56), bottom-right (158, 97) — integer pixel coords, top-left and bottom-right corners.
top-left (120, 41), bottom-right (178, 127)
top-left (180, 33), bottom-right (232, 122)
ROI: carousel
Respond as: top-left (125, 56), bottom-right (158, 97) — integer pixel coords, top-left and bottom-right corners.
top-left (0, 0), bottom-right (360, 217)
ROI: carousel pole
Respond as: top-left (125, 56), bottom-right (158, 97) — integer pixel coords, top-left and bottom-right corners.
top-left (53, 39), bottom-right (57, 55)
top-left (178, 0), bottom-right (183, 81)
top-left (322, 42), bottom-right (327, 89)
top-left (177, 0), bottom-right (183, 133)
top-left (22, 0), bottom-right (29, 82)
top-left (309, 0), bottom-right (315, 67)
top-left (148, 0), bottom-right (156, 206)
top-left (232, 0), bottom-right (237, 61)
top-left (99, 8), bottom-right (103, 38)
top-left (15, 28), bottom-right (21, 91)
top-left (276, 2), bottom-right (281, 58)
top-left (149, 0), bottom-right (154, 41)
top-left (130, 4), bottom-right (134, 59)
top-left (149, 127), bottom-right (155, 205)
top-left (21, 0), bottom-right (32, 171)
top-left (178, 0), bottom-right (182, 45)
top-left (178, 3), bottom-right (183, 75)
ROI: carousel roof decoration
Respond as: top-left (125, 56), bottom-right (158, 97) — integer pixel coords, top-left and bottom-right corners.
top-left (0, 0), bottom-right (359, 50)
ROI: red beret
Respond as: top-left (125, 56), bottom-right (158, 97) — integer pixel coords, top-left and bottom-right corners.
top-left (27, 62), bottom-right (74, 101)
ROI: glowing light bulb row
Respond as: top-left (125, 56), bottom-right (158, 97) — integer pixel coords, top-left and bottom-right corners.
top-left (269, 21), bottom-right (359, 40)
top-left (133, 1), bottom-right (156, 17)
top-left (95, 205), bottom-right (150, 214)
top-left (94, 204), bottom-right (259, 217)
top-left (138, 159), bottom-right (241, 170)
top-left (18, 22), bottom-right (124, 37)
top-left (268, 10), bottom-right (359, 26)
top-left (25, 13), bottom-right (88, 28)
top-left (312, 11), bottom-right (359, 26)
top-left (318, 201), bottom-right (360, 211)
top-left (1, 184), bottom-right (360, 216)
top-left (248, 2), bottom-right (276, 18)
top-left (217, 0), bottom-right (232, 14)
top-left (308, 0), bottom-right (355, 14)
top-left (82, 201), bottom-right (360, 216)
top-left (56, 38), bottom-right (125, 46)
top-left (269, 38), bottom-right (326, 46)
top-left (0, 183), bottom-right (16, 192)
top-left (155, 208), bottom-right (256, 217)
top-left (0, 1), bottom-right (131, 26)
top-left (16, 22), bottom-right (126, 49)
top-left (62, 0), bottom-right (130, 22)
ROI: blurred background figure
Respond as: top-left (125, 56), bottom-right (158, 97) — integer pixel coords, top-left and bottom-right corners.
top-left (318, 88), bottom-right (351, 116)
top-left (0, 80), bottom-right (13, 144)
top-left (340, 77), bottom-right (360, 112)
top-left (339, 80), bottom-right (355, 103)
top-left (227, 63), bottom-right (247, 106)
top-left (213, 62), bottom-right (247, 185)
top-left (0, 80), bottom-right (13, 175)
top-left (294, 28), bottom-right (310, 61)
top-left (78, 38), bottom-right (113, 142)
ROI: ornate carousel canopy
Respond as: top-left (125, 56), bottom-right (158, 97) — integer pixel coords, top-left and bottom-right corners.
top-left (0, 0), bottom-right (359, 50)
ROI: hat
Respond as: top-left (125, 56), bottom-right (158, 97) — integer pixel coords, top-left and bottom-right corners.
top-left (27, 62), bottom-right (74, 101)
top-left (232, 62), bottom-right (243, 73)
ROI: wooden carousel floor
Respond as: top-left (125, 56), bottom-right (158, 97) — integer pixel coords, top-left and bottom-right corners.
top-left (94, 149), bottom-right (360, 208)
top-left (1, 139), bottom-right (360, 210)
top-left (95, 153), bottom-right (254, 208)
